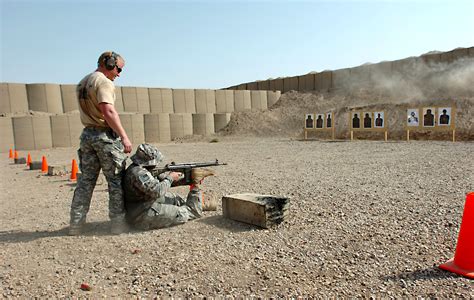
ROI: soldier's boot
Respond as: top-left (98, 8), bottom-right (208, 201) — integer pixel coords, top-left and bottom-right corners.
top-left (191, 168), bottom-right (215, 184)
top-left (202, 190), bottom-right (218, 211)
top-left (68, 219), bottom-right (86, 236)
top-left (110, 216), bottom-right (129, 235)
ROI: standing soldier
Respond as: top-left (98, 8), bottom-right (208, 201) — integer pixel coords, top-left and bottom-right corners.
top-left (69, 51), bottom-right (133, 235)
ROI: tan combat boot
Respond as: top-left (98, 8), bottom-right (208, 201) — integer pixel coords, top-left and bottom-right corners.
top-left (191, 168), bottom-right (215, 184)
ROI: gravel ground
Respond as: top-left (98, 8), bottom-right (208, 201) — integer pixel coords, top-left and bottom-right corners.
top-left (1, 137), bottom-right (473, 298)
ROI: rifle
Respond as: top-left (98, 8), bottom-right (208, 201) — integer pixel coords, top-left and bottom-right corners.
top-left (151, 159), bottom-right (227, 186)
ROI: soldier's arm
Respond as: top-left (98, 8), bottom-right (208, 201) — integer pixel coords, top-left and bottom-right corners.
top-left (99, 103), bottom-right (132, 153)
top-left (134, 169), bottom-right (174, 199)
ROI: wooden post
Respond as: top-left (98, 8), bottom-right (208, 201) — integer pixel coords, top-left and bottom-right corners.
top-left (350, 130), bottom-right (353, 141)
top-left (332, 127), bottom-right (335, 140)
top-left (407, 130), bottom-right (410, 141)
top-left (384, 131), bottom-right (388, 142)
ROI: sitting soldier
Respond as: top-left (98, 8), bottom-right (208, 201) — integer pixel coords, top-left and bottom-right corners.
top-left (123, 143), bottom-right (212, 230)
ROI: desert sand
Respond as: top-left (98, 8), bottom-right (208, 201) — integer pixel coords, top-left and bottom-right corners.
top-left (1, 135), bottom-right (473, 298)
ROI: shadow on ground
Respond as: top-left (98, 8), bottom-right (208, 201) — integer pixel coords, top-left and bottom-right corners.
top-left (197, 214), bottom-right (261, 232)
top-left (0, 221), bottom-right (142, 243)
top-left (382, 267), bottom-right (461, 282)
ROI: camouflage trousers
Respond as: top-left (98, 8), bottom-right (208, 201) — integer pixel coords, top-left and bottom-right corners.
top-left (133, 187), bottom-right (203, 230)
top-left (70, 127), bottom-right (127, 226)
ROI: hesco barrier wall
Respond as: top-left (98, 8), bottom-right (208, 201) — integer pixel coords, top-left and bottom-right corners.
top-left (0, 84), bottom-right (280, 151)
top-left (26, 84), bottom-right (63, 114)
top-left (214, 113), bottom-right (231, 132)
top-left (50, 114), bottom-right (82, 148)
top-left (192, 113), bottom-right (215, 136)
top-left (60, 84), bottom-right (79, 113)
top-left (119, 113), bottom-right (145, 145)
top-left (234, 90), bottom-right (251, 112)
top-left (12, 116), bottom-right (52, 150)
top-left (170, 113), bottom-right (193, 139)
top-left (216, 90), bottom-right (234, 113)
top-left (0, 83), bottom-right (29, 114)
top-left (5, 47), bottom-right (468, 151)
top-left (149, 88), bottom-right (174, 113)
top-left (225, 46), bottom-right (474, 93)
top-left (0, 117), bottom-right (15, 153)
top-left (173, 89), bottom-right (196, 113)
top-left (144, 113), bottom-right (171, 143)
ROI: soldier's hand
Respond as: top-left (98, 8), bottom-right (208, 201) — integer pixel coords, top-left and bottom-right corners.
top-left (169, 172), bottom-right (183, 182)
top-left (122, 136), bottom-right (132, 153)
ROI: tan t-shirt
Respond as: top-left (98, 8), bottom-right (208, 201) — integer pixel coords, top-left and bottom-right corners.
top-left (76, 71), bottom-right (116, 128)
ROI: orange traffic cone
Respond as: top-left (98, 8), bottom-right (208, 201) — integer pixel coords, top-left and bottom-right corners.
top-left (439, 192), bottom-right (474, 279)
top-left (27, 153), bottom-right (32, 166)
top-left (70, 159), bottom-right (78, 181)
top-left (41, 156), bottom-right (48, 173)
top-left (9, 149), bottom-right (13, 159)
top-left (14, 150), bottom-right (19, 160)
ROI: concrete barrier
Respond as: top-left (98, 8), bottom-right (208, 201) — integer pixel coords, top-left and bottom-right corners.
top-left (121, 87), bottom-right (137, 112)
top-left (172, 89), bottom-right (196, 113)
top-left (119, 113), bottom-right (145, 145)
top-left (195, 89), bottom-right (216, 113)
top-left (349, 65), bottom-right (370, 86)
top-left (60, 84), bottom-right (78, 113)
top-left (0, 117), bottom-right (14, 153)
top-left (115, 86), bottom-right (124, 112)
top-left (283, 76), bottom-right (298, 92)
top-left (192, 113), bottom-right (215, 136)
top-left (215, 90), bottom-right (234, 113)
top-left (12, 115), bottom-right (52, 150)
top-left (144, 113), bottom-right (171, 143)
top-left (236, 84), bottom-right (247, 90)
top-left (257, 80), bottom-right (270, 91)
top-left (468, 47), bottom-right (474, 57)
top-left (273, 79), bottom-right (284, 92)
top-left (250, 90), bottom-right (268, 111)
top-left (421, 52), bottom-right (442, 65)
top-left (247, 82), bottom-right (258, 90)
top-left (298, 74), bottom-right (315, 91)
top-left (169, 113), bottom-right (193, 139)
top-left (122, 87), bottom-right (150, 113)
top-left (368, 61), bottom-right (392, 82)
top-left (0, 83), bottom-right (29, 114)
top-left (214, 113), bottom-right (231, 132)
top-left (315, 71), bottom-right (333, 91)
top-left (392, 57), bottom-right (419, 75)
top-left (50, 113), bottom-right (82, 148)
top-left (332, 68), bottom-right (351, 90)
top-left (136, 87), bottom-right (150, 113)
top-left (451, 48), bottom-right (469, 61)
top-left (234, 90), bottom-right (251, 112)
top-left (26, 84), bottom-right (63, 114)
top-left (267, 91), bottom-right (281, 108)
top-left (149, 88), bottom-right (174, 113)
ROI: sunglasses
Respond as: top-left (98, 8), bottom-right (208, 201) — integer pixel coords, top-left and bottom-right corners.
top-left (115, 65), bottom-right (123, 73)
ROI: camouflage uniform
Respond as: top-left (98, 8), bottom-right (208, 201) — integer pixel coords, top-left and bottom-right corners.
top-left (70, 127), bottom-right (127, 226)
top-left (123, 144), bottom-right (202, 230)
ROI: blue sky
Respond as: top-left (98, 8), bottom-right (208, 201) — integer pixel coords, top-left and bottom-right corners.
top-left (1, 0), bottom-right (473, 89)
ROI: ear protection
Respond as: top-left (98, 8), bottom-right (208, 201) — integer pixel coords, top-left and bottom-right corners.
top-left (103, 52), bottom-right (117, 70)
